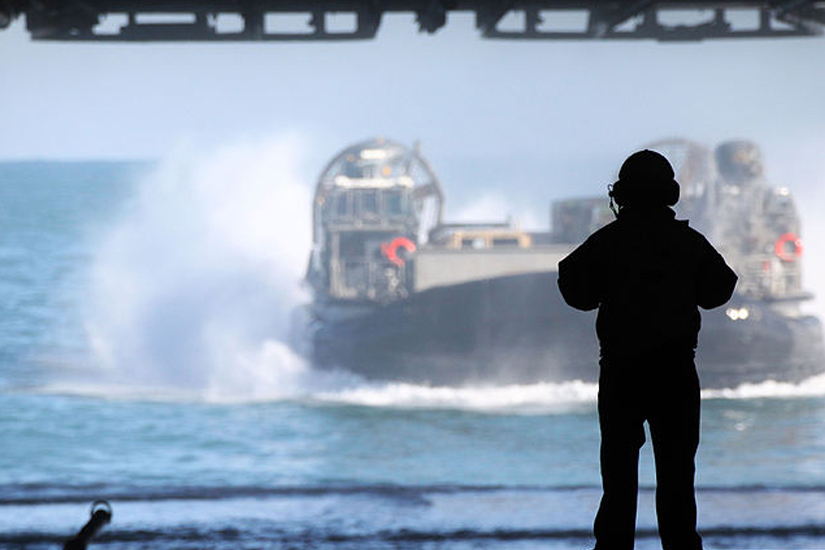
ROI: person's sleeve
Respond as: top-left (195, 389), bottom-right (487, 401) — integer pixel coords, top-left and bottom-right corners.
top-left (557, 236), bottom-right (603, 311)
top-left (696, 238), bottom-right (738, 310)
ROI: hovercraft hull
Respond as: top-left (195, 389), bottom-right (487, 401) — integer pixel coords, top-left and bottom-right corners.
top-left (308, 272), bottom-right (825, 389)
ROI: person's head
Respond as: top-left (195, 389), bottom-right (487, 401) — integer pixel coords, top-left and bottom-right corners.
top-left (608, 150), bottom-right (680, 213)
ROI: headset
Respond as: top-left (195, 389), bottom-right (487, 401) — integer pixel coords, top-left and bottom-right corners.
top-left (608, 176), bottom-right (680, 217)
top-left (608, 150), bottom-right (680, 217)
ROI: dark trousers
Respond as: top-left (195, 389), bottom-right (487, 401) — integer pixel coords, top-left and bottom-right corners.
top-left (594, 353), bottom-right (703, 550)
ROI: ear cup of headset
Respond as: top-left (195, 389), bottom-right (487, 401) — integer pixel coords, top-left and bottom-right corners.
top-left (662, 179), bottom-right (680, 206)
top-left (610, 177), bottom-right (679, 207)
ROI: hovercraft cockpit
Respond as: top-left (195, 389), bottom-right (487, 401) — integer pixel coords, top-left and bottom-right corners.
top-left (307, 138), bottom-right (444, 304)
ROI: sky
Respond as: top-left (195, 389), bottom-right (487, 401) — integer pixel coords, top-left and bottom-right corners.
top-left (1, 11), bottom-right (824, 204)
top-left (1, 13), bottom-right (824, 159)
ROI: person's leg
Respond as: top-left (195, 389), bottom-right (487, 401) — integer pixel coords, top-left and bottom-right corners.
top-left (594, 359), bottom-right (646, 550)
top-left (648, 361), bottom-right (703, 550)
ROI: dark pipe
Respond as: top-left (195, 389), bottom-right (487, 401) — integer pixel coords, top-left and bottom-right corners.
top-left (63, 501), bottom-right (113, 550)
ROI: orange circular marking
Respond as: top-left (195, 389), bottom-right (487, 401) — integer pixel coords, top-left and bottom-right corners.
top-left (381, 237), bottom-right (416, 266)
top-left (775, 232), bottom-right (803, 262)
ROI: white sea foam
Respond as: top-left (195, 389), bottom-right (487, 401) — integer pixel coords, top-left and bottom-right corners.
top-left (312, 379), bottom-right (599, 413)
top-left (80, 135), bottom-right (360, 401)
top-left (42, 368), bottom-right (825, 410)
top-left (307, 371), bottom-right (825, 412)
top-left (702, 371), bottom-right (825, 400)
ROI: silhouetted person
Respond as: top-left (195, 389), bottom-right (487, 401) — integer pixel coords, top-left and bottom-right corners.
top-left (557, 150), bottom-right (737, 550)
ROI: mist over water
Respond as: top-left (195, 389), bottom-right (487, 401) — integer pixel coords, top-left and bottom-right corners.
top-left (792, 169), bottom-right (825, 324)
top-left (81, 137), bottom-right (350, 400)
top-left (451, 192), bottom-right (544, 231)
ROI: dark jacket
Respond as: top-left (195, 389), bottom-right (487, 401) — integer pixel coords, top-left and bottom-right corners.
top-left (557, 206), bottom-right (737, 357)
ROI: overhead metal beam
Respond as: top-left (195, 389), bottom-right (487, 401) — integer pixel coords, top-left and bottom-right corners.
top-left (773, 0), bottom-right (825, 29)
top-left (2, 0), bottom-right (824, 41)
top-left (588, 0), bottom-right (657, 37)
top-left (475, 1), bottom-right (513, 35)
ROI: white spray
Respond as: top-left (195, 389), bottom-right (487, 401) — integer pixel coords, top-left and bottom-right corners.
top-left (83, 136), bottom-right (359, 400)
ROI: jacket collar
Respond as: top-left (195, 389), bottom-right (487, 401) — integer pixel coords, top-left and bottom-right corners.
top-left (618, 205), bottom-right (676, 223)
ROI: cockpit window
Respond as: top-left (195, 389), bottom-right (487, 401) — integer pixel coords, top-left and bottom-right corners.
top-left (338, 232), bottom-right (366, 257)
top-left (361, 190), bottom-right (379, 215)
top-left (336, 193), bottom-right (350, 216)
top-left (386, 191), bottom-right (407, 215)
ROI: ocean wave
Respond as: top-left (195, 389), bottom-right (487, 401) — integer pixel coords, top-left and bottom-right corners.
top-left (0, 526), bottom-right (590, 547)
top-left (2, 481), bottom-right (825, 506)
top-left (3, 523), bottom-right (825, 547)
top-left (34, 368), bottom-right (825, 411)
top-left (311, 380), bottom-right (599, 413)
top-left (313, 371), bottom-right (825, 411)
top-left (702, 371), bottom-right (825, 400)
top-left (3, 483), bottom-right (825, 550)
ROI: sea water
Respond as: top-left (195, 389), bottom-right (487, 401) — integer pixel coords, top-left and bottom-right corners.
top-left (2, 145), bottom-right (825, 549)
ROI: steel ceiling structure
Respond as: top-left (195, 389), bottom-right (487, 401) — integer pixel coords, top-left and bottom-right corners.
top-left (1, 1), bottom-right (823, 41)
